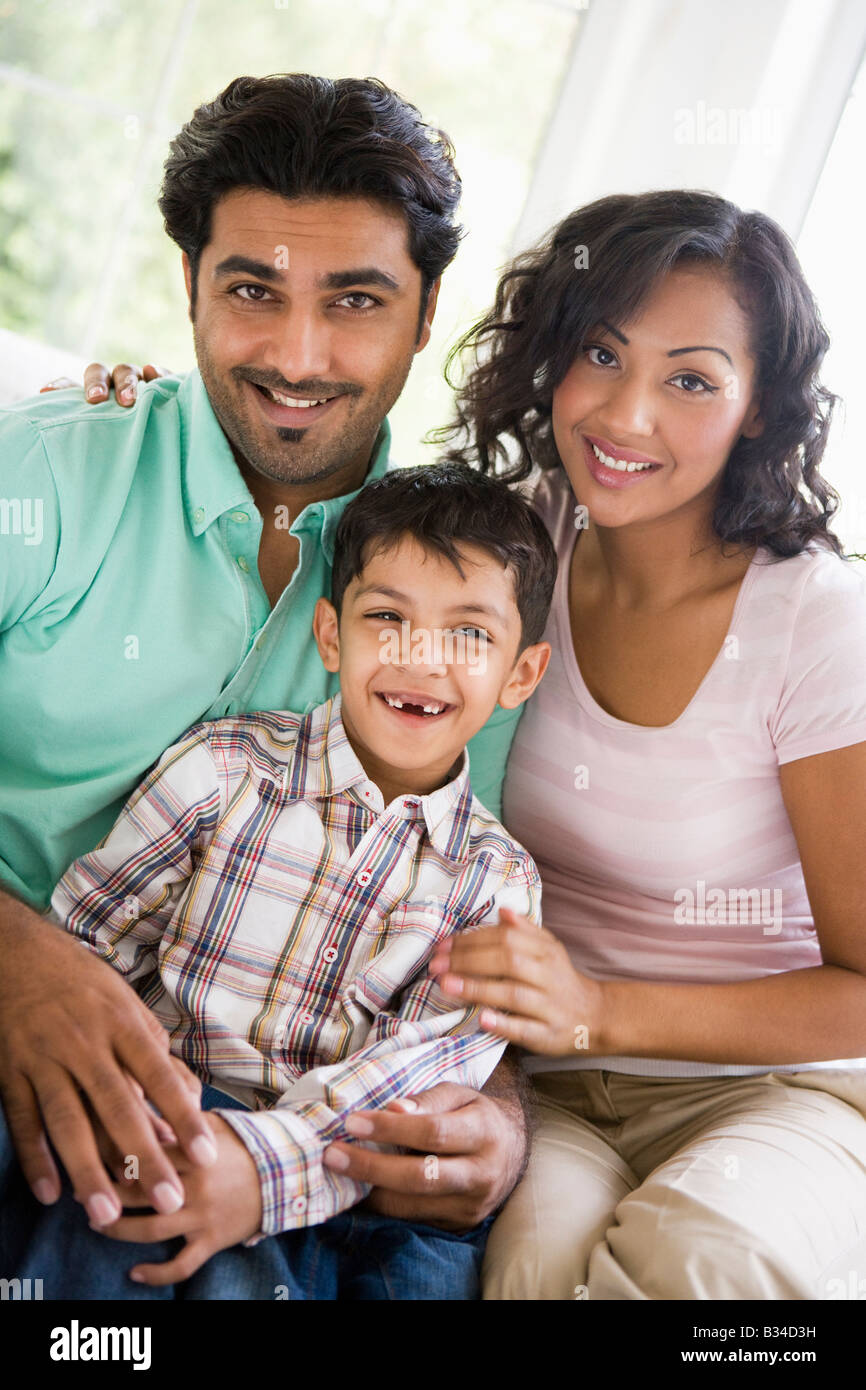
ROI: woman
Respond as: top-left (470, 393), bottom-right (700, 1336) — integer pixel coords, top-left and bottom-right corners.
top-left (425, 189), bottom-right (866, 1300)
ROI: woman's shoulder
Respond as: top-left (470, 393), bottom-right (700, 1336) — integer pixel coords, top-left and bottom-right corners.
top-left (751, 543), bottom-right (866, 623)
top-left (513, 464), bottom-right (575, 544)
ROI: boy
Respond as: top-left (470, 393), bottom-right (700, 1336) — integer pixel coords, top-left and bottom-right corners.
top-left (48, 462), bottom-right (557, 1299)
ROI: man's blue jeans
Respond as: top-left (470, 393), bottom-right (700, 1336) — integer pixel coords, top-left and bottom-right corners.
top-left (0, 1088), bottom-right (491, 1300)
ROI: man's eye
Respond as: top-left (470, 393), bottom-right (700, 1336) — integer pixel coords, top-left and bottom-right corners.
top-left (671, 372), bottom-right (716, 394)
top-left (367, 611), bottom-right (403, 621)
top-left (584, 344), bottom-right (618, 368)
top-left (334, 293), bottom-right (380, 311)
top-left (231, 284), bottom-right (273, 303)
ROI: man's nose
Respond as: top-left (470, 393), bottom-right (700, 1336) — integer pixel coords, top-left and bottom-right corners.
top-left (269, 307), bottom-right (332, 383)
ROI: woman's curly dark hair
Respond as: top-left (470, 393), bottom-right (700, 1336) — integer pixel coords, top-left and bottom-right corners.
top-left (434, 190), bottom-right (845, 559)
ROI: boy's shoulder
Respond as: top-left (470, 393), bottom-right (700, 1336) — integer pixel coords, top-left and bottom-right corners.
top-left (461, 787), bottom-right (540, 882)
top-left (183, 707), bottom-right (307, 784)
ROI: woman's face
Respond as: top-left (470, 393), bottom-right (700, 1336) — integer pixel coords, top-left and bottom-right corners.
top-left (551, 265), bottom-right (764, 530)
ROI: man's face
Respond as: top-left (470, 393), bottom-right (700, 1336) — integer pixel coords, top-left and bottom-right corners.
top-left (185, 190), bottom-right (439, 487)
top-left (312, 534), bottom-right (550, 797)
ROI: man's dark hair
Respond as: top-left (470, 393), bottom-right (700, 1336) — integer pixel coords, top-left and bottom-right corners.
top-left (331, 463), bottom-right (558, 653)
top-left (158, 73), bottom-right (462, 336)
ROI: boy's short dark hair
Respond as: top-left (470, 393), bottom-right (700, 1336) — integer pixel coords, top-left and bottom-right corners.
top-left (331, 463), bottom-right (558, 653)
top-left (159, 73), bottom-right (463, 335)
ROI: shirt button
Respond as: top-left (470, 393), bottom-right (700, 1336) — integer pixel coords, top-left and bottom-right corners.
top-left (299, 1010), bottom-right (314, 1024)
top-left (193, 506), bottom-right (205, 524)
top-left (291, 1195), bottom-right (307, 1215)
top-left (321, 946), bottom-right (338, 964)
top-left (237, 555), bottom-right (250, 573)
top-left (356, 870), bottom-right (372, 886)
top-left (231, 511), bottom-right (250, 523)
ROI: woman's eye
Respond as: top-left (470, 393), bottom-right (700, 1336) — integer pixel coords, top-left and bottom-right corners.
top-left (585, 344), bottom-right (618, 368)
top-left (671, 372), bottom-right (715, 394)
top-left (232, 284), bottom-right (273, 303)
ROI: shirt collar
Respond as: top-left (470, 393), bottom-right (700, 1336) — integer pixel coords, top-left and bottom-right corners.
top-left (178, 368), bottom-right (393, 541)
top-left (285, 691), bottom-right (474, 863)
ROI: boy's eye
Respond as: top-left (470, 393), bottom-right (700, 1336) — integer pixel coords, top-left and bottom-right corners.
top-left (451, 625), bottom-right (491, 643)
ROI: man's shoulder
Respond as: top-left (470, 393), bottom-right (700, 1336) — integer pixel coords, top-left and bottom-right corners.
top-left (0, 375), bottom-right (185, 437)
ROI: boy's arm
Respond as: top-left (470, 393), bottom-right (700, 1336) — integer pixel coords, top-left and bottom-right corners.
top-left (49, 725), bottom-right (222, 986)
top-left (218, 861), bottom-right (542, 1240)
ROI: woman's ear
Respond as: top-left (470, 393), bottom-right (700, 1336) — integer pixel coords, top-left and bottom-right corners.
top-left (741, 394), bottom-right (765, 439)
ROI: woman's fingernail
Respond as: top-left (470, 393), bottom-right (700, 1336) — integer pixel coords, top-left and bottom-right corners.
top-left (344, 1114), bottom-right (374, 1137)
top-left (323, 1148), bottom-right (350, 1170)
top-left (86, 1192), bottom-right (121, 1227)
top-left (152, 1181), bottom-right (184, 1214)
top-left (190, 1133), bottom-right (218, 1165)
top-left (34, 1178), bottom-right (58, 1204)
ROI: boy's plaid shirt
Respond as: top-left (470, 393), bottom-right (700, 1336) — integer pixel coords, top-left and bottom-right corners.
top-left (50, 691), bottom-right (542, 1238)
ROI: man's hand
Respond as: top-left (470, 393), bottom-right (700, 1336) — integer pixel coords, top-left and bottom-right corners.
top-left (0, 895), bottom-right (218, 1229)
top-left (322, 1073), bottom-right (528, 1232)
top-left (97, 1114), bottom-right (262, 1287)
top-left (40, 362), bottom-right (167, 405)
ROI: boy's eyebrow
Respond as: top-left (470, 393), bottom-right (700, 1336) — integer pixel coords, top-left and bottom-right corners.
top-left (598, 320), bottom-right (733, 366)
top-left (355, 584), bottom-right (510, 626)
top-left (212, 256), bottom-right (400, 292)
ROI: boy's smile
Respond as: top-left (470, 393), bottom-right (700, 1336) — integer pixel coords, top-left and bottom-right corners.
top-left (313, 534), bottom-right (549, 807)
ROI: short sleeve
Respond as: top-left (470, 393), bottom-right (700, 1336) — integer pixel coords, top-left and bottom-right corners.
top-left (770, 553), bottom-right (866, 764)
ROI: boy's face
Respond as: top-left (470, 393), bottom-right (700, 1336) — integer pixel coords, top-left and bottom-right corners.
top-left (313, 535), bottom-right (550, 800)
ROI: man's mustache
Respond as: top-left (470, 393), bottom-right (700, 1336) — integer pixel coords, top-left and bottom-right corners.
top-left (233, 369), bottom-right (363, 399)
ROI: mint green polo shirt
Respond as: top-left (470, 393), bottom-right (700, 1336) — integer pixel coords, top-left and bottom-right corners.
top-left (0, 370), bottom-right (525, 910)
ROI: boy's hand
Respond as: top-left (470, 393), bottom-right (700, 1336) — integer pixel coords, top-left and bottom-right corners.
top-left (428, 906), bottom-right (607, 1056)
top-left (97, 1114), bottom-right (262, 1286)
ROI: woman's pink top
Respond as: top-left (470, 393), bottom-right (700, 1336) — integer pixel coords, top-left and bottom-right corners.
top-left (504, 467), bottom-right (866, 1076)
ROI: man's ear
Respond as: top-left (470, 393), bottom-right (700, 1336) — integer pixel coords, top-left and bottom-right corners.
top-left (415, 276), bottom-right (442, 353)
top-left (313, 597), bottom-right (341, 674)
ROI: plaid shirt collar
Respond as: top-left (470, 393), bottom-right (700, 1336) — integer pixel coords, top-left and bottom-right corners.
top-left (284, 691), bottom-right (475, 864)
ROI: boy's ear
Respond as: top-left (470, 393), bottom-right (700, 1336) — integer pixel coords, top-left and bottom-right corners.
top-left (313, 597), bottom-right (341, 673)
top-left (497, 641), bottom-right (551, 711)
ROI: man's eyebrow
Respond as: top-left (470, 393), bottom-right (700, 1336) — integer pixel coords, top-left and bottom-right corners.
top-left (355, 585), bottom-right (509, 626)
top-left (319, 268), bottom-right (400, 292)
top-left (212, 255), bottom-right (283, 282)
top-left (598, 321), bottom-right (733, 366)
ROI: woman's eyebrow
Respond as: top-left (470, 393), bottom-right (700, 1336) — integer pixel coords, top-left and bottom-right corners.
top-left (597, 322), bottom-right (733, 366)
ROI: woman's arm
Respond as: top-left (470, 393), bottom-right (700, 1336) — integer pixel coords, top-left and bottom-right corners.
top-left (433, 740), bottom-right (866, 1065)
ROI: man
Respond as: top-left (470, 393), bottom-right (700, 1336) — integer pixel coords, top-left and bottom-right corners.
top-left (0, 73), bottom-right (529, 1294)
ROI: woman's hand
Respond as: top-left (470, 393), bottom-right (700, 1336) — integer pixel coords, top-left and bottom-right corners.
top-left (40, 362), bottom-right (168, 405)
top-left (428, 907), bottom-right (609, 1056)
